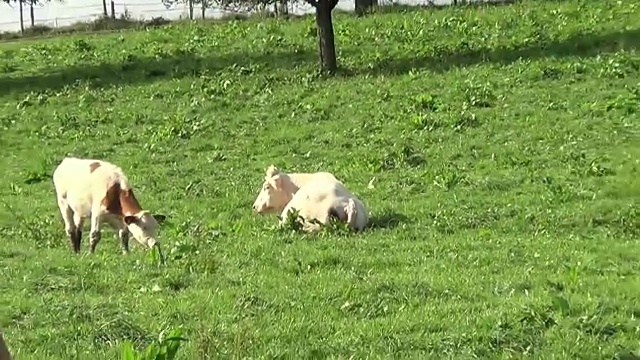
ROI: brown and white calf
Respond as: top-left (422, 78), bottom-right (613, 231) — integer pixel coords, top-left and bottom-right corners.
top-left (252, 165), bottom-right (369, 232)
top-left (52, 157), bottom-right (166, 259)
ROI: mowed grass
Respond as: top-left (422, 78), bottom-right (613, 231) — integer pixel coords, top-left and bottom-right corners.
top-left (1, 0), bottom-right (640, 358)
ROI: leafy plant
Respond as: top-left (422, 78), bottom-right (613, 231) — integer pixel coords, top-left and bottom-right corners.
top-left (121, 328), bottom-right (188, 360)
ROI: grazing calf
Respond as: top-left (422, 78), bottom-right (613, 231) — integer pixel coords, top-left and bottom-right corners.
top-left (52, 157), bottom-right (166, 260)
top-left (252, 165), bottom-right (369, 232)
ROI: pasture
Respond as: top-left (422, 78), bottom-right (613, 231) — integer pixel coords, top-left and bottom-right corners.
top-left (0, 0), bottom-right (639, 358)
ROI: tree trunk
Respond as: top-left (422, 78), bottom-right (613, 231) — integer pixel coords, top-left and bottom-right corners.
top-left (188, 0), bottom-right (194, 20)
top-left (29, 0), bottom-right (34, 27)
top-left (19, 0), bottom-right (24, 34)
top-left (201, 0), bottom-right (206, 19)
top-left (315, 0), bottom-right (337, 74)
top-left (355, 0), bottom-right (376, 16)
top-left (102, 0), bottom-right (108, 16)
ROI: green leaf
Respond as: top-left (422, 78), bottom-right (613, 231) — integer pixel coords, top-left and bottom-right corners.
top-left (165, 328), bottom-right (188, 360)
top-left (145, 328), bottom-right (188, 360)
top-left (121, 341), bottom-right (137, 360)
top-left (143, 342), bottom-right (161, 360)
top-left (551, 295), bottom-right (570, 316)
top-left (149, 246), bottom-right (159, 266)
top-left (165, 340), bottom-right (186, 360)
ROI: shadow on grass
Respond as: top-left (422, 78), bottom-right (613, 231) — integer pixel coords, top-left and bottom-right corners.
top-left (345, 27), bottom-right (640, 77)
top-left (1, 26), bottom-right (638, 97)
top-left (368, 211), bottom-right (409, 230)
top-left (0, 49), bottom-right (316, 97)
top-left (364, 0), bottom-right (556, 14)
top-left (341, 0), bottom-right (577, 17)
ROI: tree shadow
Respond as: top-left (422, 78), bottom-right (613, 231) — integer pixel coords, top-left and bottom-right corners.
top-left (0, 49), bottom-right (317, 97)
top-left (345, 27), bottom-right (640, 77)
top-left (343, 0), bottom-right (576, 17)
top-left (368, 0), bottom-right (529, 14)
top-left (367, 210), bottom-right (410, 230)
top-left (2, 25), bottom-right (637, 96)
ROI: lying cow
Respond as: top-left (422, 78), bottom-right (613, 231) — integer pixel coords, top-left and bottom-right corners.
top-left (52, 157), bottom-right (166, 261)
top-left (252, 165), bottom-right (369, 232)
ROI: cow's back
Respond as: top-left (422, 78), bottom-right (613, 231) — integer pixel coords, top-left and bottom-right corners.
top-left (287, 172), bottom-right (339, 190)
top-left (53, 157), bottom-right (95, 194)
top-left (53, 157), bottom-right (125, 217)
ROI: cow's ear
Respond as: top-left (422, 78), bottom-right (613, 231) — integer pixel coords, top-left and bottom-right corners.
top-left (266, 165), bottom-right (279, 178)
top-left (123, 215), bottom-right (138, 225)
top-left (270, 174), bottom-right (283, 189)
top-left (153, 214), bottom-right (167, 223)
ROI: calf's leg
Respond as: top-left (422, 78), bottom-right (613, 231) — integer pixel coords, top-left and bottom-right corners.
top-left (72, 212), bottom-right (84, 253)
top-left (57, 198), bottom-right (81, 253)
top-left (104, 217), bottom-right (130, 254)
top-left (88, 213), bottom-right (102, 253)
top-left (119, 229), bottom-right (130, 254)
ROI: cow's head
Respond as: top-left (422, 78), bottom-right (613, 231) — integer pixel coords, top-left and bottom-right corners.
top-left (252, 165), bottom-right (295, 214)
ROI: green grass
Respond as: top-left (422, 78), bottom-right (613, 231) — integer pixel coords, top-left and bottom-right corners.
top-left (1, 0), bottom-right (639, 358)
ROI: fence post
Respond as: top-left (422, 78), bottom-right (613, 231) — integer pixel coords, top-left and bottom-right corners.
top-left (110, 0), bottom-right (115, 19)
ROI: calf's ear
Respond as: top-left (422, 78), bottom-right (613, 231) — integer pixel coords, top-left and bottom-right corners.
top-left (153, 214), bottom-right (167, 223)
top-left (123, 215), bottom-right (138, 225)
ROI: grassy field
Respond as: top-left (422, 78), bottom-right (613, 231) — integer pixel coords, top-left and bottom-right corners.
top-left (0, 0), bottom-right (639, 358)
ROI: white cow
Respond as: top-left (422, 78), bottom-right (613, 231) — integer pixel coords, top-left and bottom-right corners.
top-left (52, 157), bottom-right (166, 260)
top-left (252, 165), bottom-right (369, 232)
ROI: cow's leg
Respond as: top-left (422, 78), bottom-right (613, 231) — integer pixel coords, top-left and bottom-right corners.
top-left (57, 197), bottom-right (80, 253)
top-left (88, 212), bottom-right (103, 254)
top-left (298, 199), bottom-right (337, 233)
top-left (107, 217), bottom-right (130, 254)
top-left (279, 202), bottom-right (294, 227)
top-left (279, 190), bottom-right (306, 227)
top-left (72, 212), bottom-right (84, 254)
top-left (280, 194), bottom-right (323, 232)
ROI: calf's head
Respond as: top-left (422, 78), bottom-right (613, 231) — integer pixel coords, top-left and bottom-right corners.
top-left (252, 165), bottom-right (295, 214)
top-left (124, 211), bottom-right (166, 248)
top-left (124, 211), bottom-right (167, 264)
top-left (103, 183), bottom-right (167, 258)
